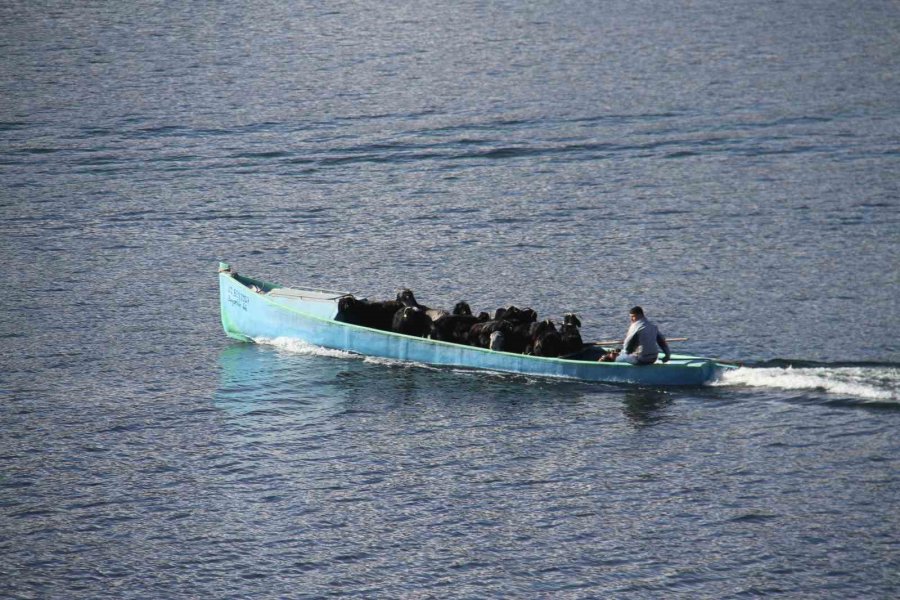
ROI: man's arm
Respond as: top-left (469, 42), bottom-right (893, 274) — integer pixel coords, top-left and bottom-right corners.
top-left (657, 333), bottom-right (671, 362)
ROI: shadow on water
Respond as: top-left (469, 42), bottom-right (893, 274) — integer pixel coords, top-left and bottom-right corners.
top-left (215, 343), bottom-right (358, 420)
top-left (215, 342), bottom-right (700, 427)
top-left (217, 341), bottom-right (594, 406)
top-left (621, 388), bottom-right (675, 428)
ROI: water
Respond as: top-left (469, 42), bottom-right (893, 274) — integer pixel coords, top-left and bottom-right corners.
top-left (2, 0), bottom-right (899, 597)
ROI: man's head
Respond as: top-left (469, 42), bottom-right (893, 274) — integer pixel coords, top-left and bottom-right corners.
top-left (629, 306), bottom-right (644, 322)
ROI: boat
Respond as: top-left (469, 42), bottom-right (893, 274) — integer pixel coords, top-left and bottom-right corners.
top-left (218, 262), bottom-right (735, 386)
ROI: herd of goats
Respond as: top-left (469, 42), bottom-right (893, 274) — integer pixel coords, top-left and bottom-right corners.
top-left (335, 289), bottom-right (589, 358)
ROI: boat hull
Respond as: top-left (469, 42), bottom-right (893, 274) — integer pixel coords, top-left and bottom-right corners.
top-left (219, 265), bottom-right (730, 386)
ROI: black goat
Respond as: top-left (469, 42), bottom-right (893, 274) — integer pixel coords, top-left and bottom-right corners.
top-left (431, 311), bottom-right (488, 345)
top-left (500, 306), bottom-right (539, 353)
top-left (529, 319), bottom-right (563, 357)
top-left (452, 301), bottom-right (472, 316)
top-left (500, 305), bottom-right (538, 325)
top-left (468, 305), bottom-right (538, 352)
top-left (559, 313), bottom-right (584, 355)
top-left (468, 319), bottom-right (511, 349)
top-left (392, 306), bottom-right (433, 337)
top-left (336, 296), bottom-right (403, 331)
top-left (397, 289), bottom-right (448, 321)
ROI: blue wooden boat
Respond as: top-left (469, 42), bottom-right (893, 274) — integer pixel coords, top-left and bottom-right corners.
top-left (218, 263), bottom-right (734, 386)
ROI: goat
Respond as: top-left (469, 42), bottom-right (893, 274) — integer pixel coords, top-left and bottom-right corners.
top-left (559, 313), bottom-right (584, 355)
top-left (392, 306), bottom-right (433, 337)
top-left (468, 319), bottom-right (513, 349)
top-left (431, 312), bottom-right (488, 345)
top-left (336, 296), bottom-right (403, 331)
top-left (529, 319), bottom-right (563, 357)
top-left (397, 289), bottom-right (448, 321)
top-left (452, 301), bottom-right (472, 316)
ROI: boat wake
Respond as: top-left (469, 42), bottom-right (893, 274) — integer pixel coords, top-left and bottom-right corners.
top-left (256, 337), bottom-right (357, 360)
top-left (256, 337), bottom-right (441, 371)
top-left (713, 362), bottom-right (900, 403)
top-left (250, 337), bottom-right (899, 401)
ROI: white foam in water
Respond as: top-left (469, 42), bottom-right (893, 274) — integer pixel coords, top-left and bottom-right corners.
top-left (256, 337), bottom-right (439, 371)
top-left (715, 366), bottom-right (899, 402)
top-left (255, 337), bottom-right (356, 360)
top-left (255, 337), bottom-right (899, 400)
top-left (361, 355), bottom-right (440, 370)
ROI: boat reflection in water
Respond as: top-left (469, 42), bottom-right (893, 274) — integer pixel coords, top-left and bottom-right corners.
top-left (216, 340), bottom-right (601, 417)
top-left (215, 343), bottom-right (355, 423)
top-left (621, 389), bottom-right (675, 428)
top-left (216, 338), bottom-right (690, 440)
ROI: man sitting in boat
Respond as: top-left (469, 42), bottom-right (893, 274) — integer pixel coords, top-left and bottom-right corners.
top-left (601, 306), bottom-right (671, 365)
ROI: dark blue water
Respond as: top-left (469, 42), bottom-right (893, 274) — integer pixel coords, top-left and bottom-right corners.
top-left (2, 1), bottom-right (899, 597)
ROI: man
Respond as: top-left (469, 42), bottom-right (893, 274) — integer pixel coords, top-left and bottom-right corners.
top-left (602, 306), bottom-right (671, 365)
